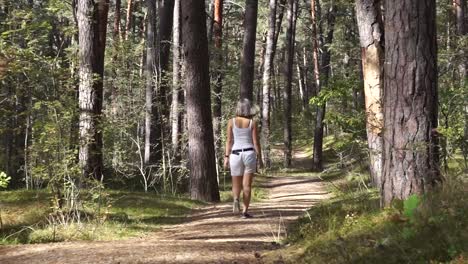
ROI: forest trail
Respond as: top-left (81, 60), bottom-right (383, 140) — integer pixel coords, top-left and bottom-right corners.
top-left (0, 152), bottom-right (331, 264)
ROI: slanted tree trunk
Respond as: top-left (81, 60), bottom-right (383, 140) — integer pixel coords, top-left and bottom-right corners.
top-left (283, 0), bottom-right (297, 167)
top-left (381, 0), bottom-right (440, 206)
top-left (77, 0), bottom-right (109, 180)
top-left (355, 0), bottom-right (384, 187)
top-left (170, 0), bottom-right (183, 157)
top-left (312, 1), bottom-right (336, 171)
top-left (181, 0), bottom-right (220, 202)
top-left (158, 0), bottom-right (174, 120)
top-left (261, 0), bottom-right (277, 169)
top-left (144, 0), bottom-right (161, 166)
top-left (240, 0), bottom-right (258, 101)
top-left (212, 0), bottom-right (224, 169)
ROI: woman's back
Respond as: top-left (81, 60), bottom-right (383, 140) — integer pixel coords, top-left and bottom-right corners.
top-left (232, 117), bottom-right (254, 149)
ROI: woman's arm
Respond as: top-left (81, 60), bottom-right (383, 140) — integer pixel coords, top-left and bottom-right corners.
top-left (252, 121), bottom-right (263, 167)
top-left (224, 119), bottom-right (234, 169)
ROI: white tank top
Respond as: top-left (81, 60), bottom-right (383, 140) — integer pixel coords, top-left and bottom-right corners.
top-left (232, 118), bottom-right (254, 150)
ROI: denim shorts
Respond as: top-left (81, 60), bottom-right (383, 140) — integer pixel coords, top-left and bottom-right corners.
top-left (229, 150), bottom-right (256, 176)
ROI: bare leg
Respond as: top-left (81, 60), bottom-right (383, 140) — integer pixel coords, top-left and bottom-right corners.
top-left (242, 173), bottom-right (254, 213)
top-left (232, 176), bottom-right (243, 200)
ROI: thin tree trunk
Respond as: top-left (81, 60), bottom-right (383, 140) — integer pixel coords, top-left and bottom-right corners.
top-left (77, 0), bottom-right (109, 180)
top-left (212, 0), bottom-right (224, 170)
top-left (207, 0), bottom-right (215, 42)
top-left (124, 0), bottom-right (133, 40)
top-left (158, 0), bottom-right (174, 120)
top-left (355, 0), bottom-right (384, 187)
top-left (144, 0), bottom-right (161, 165)
top-left (113, 0), bottom-right (121, 39)
top-left (239, 0), bottom-right (258, 101)
top-left (170, 0), bottom-right (182, 156)
top-left (312, 2), bottom-right (336, 171)
top-left (261, 0), bottom-right (277, 169)
top-left (283, 0), bottom-right (296, 168)
top-left (181, 0), bottom-right (220, 202)
top-left (310, 0), bottom-right (321, 170)
top-left (382, 0), bottom-right (440, 206)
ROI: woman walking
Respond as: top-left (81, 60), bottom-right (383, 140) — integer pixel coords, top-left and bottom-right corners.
top-left (224, 99), bottom-right (263, 218)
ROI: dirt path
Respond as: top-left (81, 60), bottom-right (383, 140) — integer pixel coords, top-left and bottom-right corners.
top-left (0, 170), bottom-right (329, 263)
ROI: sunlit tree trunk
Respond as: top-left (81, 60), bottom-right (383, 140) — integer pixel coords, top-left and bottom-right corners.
top-left (181, 0), bottom-right (220, 202)
top-left (77, 0), bottom-right (109, 179)
top-left (123, 0), bottom-right (133, 40)
top-left (212, 0), bottom-right (224, 170)
top-left (355, 0), bottom-right (384, 187)
top-left (170, 0), bottom-right (183, 157)
top-left (240, 0), bottom-right (258, 101)
top-left (382, 0), bottom-right (440, 206)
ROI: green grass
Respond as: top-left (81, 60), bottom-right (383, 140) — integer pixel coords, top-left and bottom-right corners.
top-left (263, 152), bottom-right (468, 264)
top-left (0, 175), bottom-right (270, 245)
top-left (0, 190), bottom-right (204, 244)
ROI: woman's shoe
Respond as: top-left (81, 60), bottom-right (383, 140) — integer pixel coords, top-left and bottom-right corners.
top-left (241, 212), bottom-right (253, 219)
top-left (233, 199), bottom-right (241, 213)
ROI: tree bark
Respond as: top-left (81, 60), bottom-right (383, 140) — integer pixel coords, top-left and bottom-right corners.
top-left (312, 2), bottom-right (336, 171)
top-left (144, 0), bottom-right (161, 166)
top-left (113, 0), bottom-right (121, 39)
top-left (124, 0), bottom-right (133, 40)
top-left (382, 0), bottom-right (440, 206)
top-left (239, 0), bottom-right (258, 101)
top-left (158, 0), bottom-right (174, 120)
top-left (170, 0), bottom-right (183, 157)
top-left (77, 0), bottom-right (109, 180)
top-left (212, 0), bottom-right (224, 169)
top-left (355, 0), bottom-right (384, 188)
top-left (261, 0), bottom-right (277, 169)
top-left (181, 0), bottom-right (220, 202)
top-left (283, 0), bottom-right (297, 168)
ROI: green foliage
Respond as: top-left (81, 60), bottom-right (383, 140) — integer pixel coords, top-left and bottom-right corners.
top-left (265, 162), bottom-right (468, 264)
top-left (0, 172), bottom-right (11, 189)
top-left (402, 194), bottom-right (420, 222)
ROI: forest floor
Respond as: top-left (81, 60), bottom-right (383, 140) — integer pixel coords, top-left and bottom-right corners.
top-left (0, 150), bottom-right (331, 264)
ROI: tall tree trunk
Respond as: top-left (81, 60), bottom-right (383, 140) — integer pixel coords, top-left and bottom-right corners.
top-left (113, 0), bottom-right (121, 39)
top-left (312, 2), bottom-right (336, 171)
top-left (170, 0), bottom-right (183, 156)
top-left (158, 0), bottom-right (174, 120)
top-left (239, 0), bottom-right (258, 101)
top-left (382, 0), bottom-right (440, 206)
top-left (310, 0), bottom-right (322, 170)
top-left (212, 0), bottom-right (224, 170)
top-left (355, 0), bottom-right (384, 187)
top-left (283, 0), bottom-right (297, 168)
top-left (77, 0), bottom-right (109, 180)
top-left (181, 0), bottom-right (220, 202)
top-left (124, 0), bottom-right (133, 40)
top-left (207, 0), bottom-right (215, 42)
top-left (144, 0), bottom-right (161, 165)
top-left (261, 0), bottom-right (277, 169)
